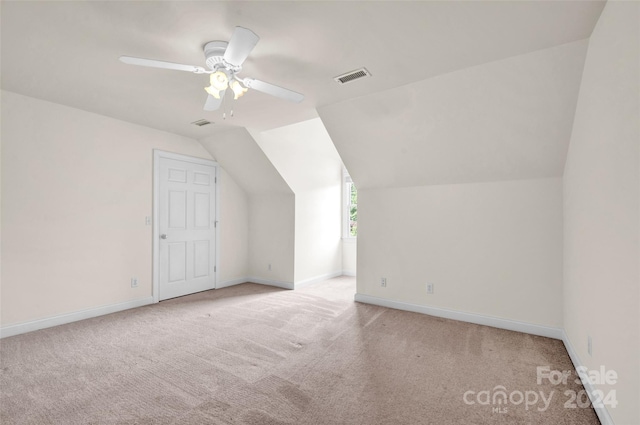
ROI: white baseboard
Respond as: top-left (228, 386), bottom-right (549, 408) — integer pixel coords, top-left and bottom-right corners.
top-left (216, 277), bottom-right (249, 289)
top-left (229, 272), bottom-right (354, 291)
top-left (218, 273), bottom-right (354, 291)
top-left (248, 277), bottom-right (295, 290)
top-left (295, 271), bottom-right (344, 289)
top-left (342, 271), bottom-right (356, 277)
top-left (0, 296), bottom-right (155, 339)
top-left (562, 330), bottom-right (615, 425)
top-left (354, 293), bottom-right (563, 340)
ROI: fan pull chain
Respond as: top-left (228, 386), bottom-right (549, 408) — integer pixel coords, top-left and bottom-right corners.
top-left (221, 90), bottom-right (235, 120)
top-left (222, 90), bottom-right (228, 120)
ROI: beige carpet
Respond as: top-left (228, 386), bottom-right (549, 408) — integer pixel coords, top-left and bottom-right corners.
top-left (1, 276), bottom-right (599, 424)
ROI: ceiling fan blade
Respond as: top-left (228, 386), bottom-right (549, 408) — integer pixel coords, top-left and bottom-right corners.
top-left (243, 78), bottom-right (304, 103)
top-left (119, 56), bottom-right (205, 73)
top-left (223, 27), bottom-right (259, 67)
top-left (204, 92), bottom-right (224, 111)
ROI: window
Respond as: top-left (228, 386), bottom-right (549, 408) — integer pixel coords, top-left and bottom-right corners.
top-left (344, 171), bottom-right (357, 237)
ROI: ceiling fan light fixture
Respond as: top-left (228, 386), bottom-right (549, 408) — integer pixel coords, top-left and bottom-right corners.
top-left (210, 71), bottom-right (229, 90)
top-left (230, 79), bottom-right (248, 100)
top-left (205, 70), bottom-right (229, 99)
top-left (204, 85), bottom-right (222, 99)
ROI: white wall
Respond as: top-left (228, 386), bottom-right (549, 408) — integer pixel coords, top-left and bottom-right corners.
top-left (342, 238), bottom-right (357, 276)
top-left (199, 128), bottom-right (295, 286)
top-left (256, 118), bottom-right (343, 283)
top-left (563, 2), bottom-right (639, 424)
top-left (357, 178), bottom-right (563, 327)
top-left (218, 168), bottom-right (249, 285)
top-left (293, 189), bottom-right (342, 282)
top-left (248, 193), bottom-right (295, 283)
top-left (0, 91), bottom-right (244, 326)
top-left (320, 39), bottom-right (588, 294)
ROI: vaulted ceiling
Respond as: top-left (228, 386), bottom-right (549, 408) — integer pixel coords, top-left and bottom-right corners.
top-left (1, 1), bottom-right (604, 137)
top-left (319, 40), bottom-right (589, 188)
top-left (1, 1), bottom-right (606, 189)
top-left (199, 127), bottom-right (291, 195)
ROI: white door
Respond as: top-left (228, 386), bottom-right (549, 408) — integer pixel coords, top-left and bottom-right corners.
top-left (157, 156), bottom-right (217, 301)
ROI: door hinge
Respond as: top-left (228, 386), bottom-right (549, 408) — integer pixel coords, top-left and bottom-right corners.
top-left (214, 266), bottom-right (216, 272)
top-left (215, 177), bottom-right (217, 184)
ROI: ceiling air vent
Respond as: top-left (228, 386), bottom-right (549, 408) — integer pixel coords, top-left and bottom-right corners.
top-left (334, 68), bottom-right (371, 85)
top-left (191, 119), bottom-right (212, 127)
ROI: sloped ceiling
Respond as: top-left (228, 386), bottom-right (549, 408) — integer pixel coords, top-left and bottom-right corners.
top-left (199, 128), bottom-right (291, 195)
top-left (257, 118), bottom-right (344, 193)
top-left (318, 40), bottom-right (589, 189)
top-left (1, 1), bottom-right (604, 139)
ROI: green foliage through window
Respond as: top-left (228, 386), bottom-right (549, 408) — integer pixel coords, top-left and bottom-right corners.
top-left (348, 182), bottom-right (357, 237)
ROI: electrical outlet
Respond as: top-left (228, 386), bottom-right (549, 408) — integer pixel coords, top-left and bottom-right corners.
top-left (131, 277), bottom-right (139, 288)
top-left (268, 263), bottom-right (272, 271)
top-left (380, 277), bottom-right (387, 287)
top-left (145, 216), bottom-right (151, 226)
top-left (588, 335), bottom-right (592, 356)
top-left (426, 283), bottom-right (434, 294)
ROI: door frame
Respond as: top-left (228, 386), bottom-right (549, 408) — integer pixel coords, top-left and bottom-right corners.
top-left (152, 149), bottom-right (220, 303)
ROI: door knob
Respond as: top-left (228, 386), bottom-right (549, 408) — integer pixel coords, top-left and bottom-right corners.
top-left (160, 234), bottom-right (167, 239)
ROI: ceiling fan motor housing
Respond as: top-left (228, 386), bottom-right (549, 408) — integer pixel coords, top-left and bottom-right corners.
top-left (204, 41), bottom-right (228, 70)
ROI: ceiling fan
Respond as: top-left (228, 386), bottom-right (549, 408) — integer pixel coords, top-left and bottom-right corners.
top-left (119, 26), bottom-right (304, 112)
